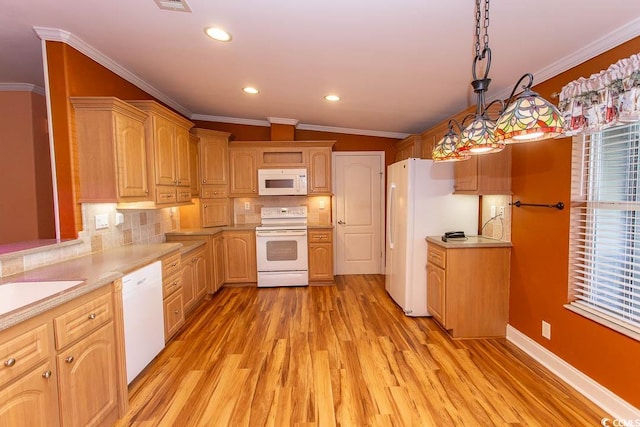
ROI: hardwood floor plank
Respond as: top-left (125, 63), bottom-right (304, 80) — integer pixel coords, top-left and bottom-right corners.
top-left (118, 275), bottom-right (607, 426)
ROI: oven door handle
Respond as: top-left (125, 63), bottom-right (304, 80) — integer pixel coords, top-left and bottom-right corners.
top-left (256, 230), bottom-right (308, 237)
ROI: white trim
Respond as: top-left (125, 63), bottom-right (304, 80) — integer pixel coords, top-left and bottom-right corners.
top-left (32, 27), bottom-right (192, 118)
top-left (297, 123), bottom-right (408, 139)
top-left (0, 83), bottom-right (45, 96)
top-left (506, 325), bottom-right (640, 421)
top-left (267, 117), bottom-right (299, 126)
top-left (191, 114), bottom-right (270, 127)
top-left (490, 16), bottom-right (640, 103)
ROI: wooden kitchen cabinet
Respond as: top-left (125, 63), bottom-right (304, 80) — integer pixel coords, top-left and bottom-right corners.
top-left (307, 147), bottom-right (332, 194)
top-left (195, 128), bottom-right (231, 194)
top-left (71, 97), bottom-right (150, 203)
top-left (161, 250), bottom-right (184, 342)
top-left (228, 147), bottom-right (259, 197)
top-left (213, 233), bottom-right (225, 292)
top-left (426, 238), bottom-right (511, 338)
top-left (394, 135), bottom-right (423, 162)
top-left (453, 145), bottom-right (512, 194)
top-left (127, 100), bottom-right (194, 206)
top-left (223, 230), bottom-right (257, 283)
top-left (201, 199), bottom-right (231, 227)
top-left (180, 244), bottom-right (208, 313)
top-left (189, 133), bottom-right (200, 198)
top-left (308, 228), bottom-right (334, 283)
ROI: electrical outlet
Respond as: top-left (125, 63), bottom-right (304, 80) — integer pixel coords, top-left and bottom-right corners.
top-left (319, 199), bottom-right (325, 210)
top-left (542, 320), bottom-right (551, 340)
top-left (95, 213), bottom-right (109, 230)
top-left (490, 205), bottom-right (496, 217)
top-left (244, 202), bottom-right (250, 210)
top-left (498, 206), bottom-right (505, 218)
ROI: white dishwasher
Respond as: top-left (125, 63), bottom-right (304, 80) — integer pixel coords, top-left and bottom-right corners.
top-left (122, 261), bottom-right (165, 384)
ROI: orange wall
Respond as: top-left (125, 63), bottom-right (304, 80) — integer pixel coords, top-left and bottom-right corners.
top-left (510, 36), bottom-right (640, 407)
top-left (0, 91), bottom-right (54, 244)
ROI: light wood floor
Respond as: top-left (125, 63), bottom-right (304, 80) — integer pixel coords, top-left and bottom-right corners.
top-left (115, 275), bottom-right (606, 426)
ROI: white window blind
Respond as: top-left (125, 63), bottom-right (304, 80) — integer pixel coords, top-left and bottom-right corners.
top-left (568, 121), bottom-right (640, 340)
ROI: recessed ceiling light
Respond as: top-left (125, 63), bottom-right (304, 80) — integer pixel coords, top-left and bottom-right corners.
top-left (325, 94), bottom-right (341, 102)
top-left (205, 27), bottom-right (231, 42)
top-left (243, 87), bottom-right (259, 94)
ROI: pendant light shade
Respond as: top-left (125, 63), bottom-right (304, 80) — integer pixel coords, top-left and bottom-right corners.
top-left (458, 115), bottom-right (504, 154)
top-left (432, 125), bottom-right (469, 162)
top-left (494, 74), bottom-right (565, 143)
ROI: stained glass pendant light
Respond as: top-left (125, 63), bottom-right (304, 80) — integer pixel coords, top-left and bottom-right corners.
top-left (432, 120), bottom-right (469, 162)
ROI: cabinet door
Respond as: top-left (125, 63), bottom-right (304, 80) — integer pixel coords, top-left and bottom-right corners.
top-left (153, 115), bottom-right (177, 186)
top-left (308, 148), bottom-right (332, 194)
top-left (213, 234), bottom-right (225, 292)
top-left (194, 252), bottom-right (207, 300)
top-left (189, 134), bottom-right (200, 197)
top-left (175, 127), bottom-right (191, 188)
top-left (223, 231), bottom-right (257, 283)
top-left (164, 291), bottom-right (185, 342)
top-left (200, 136), bottom-right (229, 186)
top-left (426, 263), bottom-right (446, 327)
top-left (181, 259), bottom-right (196, 311)
top-left (201, 199), bottom-right (230, 227)
top-left (0, 362), bottom-right (59, 427)
top-left (229, 149), bottom-right (258, 196)
top-left (309, 243), bottom-right (333, 281)
top-left (57, 322), bottom-right (118, 427)
top-left (454, 156), bottom-right (478, 193)
top-left (114, 113), bottom-right (149, 198)
top-left (477, 145), bottom-right (512, 194)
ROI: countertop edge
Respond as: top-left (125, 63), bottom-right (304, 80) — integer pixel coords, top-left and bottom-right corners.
top-left (425, 235), bottom-right (513, 248)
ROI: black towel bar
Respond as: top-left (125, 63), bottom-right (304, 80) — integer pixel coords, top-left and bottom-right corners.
top-left (509, 200), bottom-right (564, 210)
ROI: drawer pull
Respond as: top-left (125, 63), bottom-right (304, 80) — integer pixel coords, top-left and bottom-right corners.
top-left (4, 358), bottom-right (16, 367)
top-left (174, 310), bottom-right (180, 315)
top-left (65, 356), bottom-right (74, 364)
top-left (88, 313), bottom-right (97, 320)
top-left (42, 370), bottom-right (52, 379)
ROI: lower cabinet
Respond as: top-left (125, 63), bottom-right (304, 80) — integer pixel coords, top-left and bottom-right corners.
top-left (161, 250), bottom-right (185, 342)
top-left (426, 239), bottom-right (511, 338)
top-left (223, 230), bottom-right (257, 283)
top-left (308, 228), bottom-right (334, 283)
top-left (181, 244), bottom-right (208, 313)
top-left (0, 285), bottom-right (124, 427)
top-left (213, 233), bottom-right (225, 291)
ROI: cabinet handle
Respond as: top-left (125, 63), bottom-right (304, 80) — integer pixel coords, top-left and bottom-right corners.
top-left (174, 309), bottom-right (180, 315)
top-left (42, 370), bottom-right (52, 379)
top-left (202, 179), bottom-right (207, 184)
top-left (171, 262), bottom-right (177, 267)
top-left (4, 358), bottom-right (16, 367)
top-left (338, 220), bottom-right (346, 225)
top-left (203, 204), bottom-right (208, 208)
top-left (214, 191), bottom-right (218, 195)
top-left (88, 313), bottom-right (97, 320)
top-left (65, 356), bottom-right (74, 364)
top-left (145, 190), bottom-right (149, 195)
top-left (192, 257), bottom-right (197, 262)
top-left (174, 179), bottom-right (178, 184)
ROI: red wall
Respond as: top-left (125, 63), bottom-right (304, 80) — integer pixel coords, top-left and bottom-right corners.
top-left (510, 36), bottom-right (640, 407)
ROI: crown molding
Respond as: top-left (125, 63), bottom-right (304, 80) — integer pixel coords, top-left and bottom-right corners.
top-left (0, 83), bottom-right (45, 96)
top-left (490, 17), bottom-right (640, 103)
top-left (191, 114), bottom-right (270, 127)
top-left (296, 123), bottom-right (409, 139)
top-left (32, 26), bottom-right (192, 118)
top-left (267, 117), bottom-right (299, 126)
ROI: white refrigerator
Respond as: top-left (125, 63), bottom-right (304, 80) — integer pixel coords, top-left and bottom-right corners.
top-left (385, 158), bottom-right (479, 316)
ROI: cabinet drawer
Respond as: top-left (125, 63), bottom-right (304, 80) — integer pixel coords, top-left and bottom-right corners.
top-left (156, 186), bottom-right (177, 205)
top-left (177, 188), bottom-right (191, 203)
top-left (53, 292), bottom-right (113, 350)
top-left (164, 292), bottom-right (185, 342)
top-left (0, 324), bottom-right (49, 388)
top-left (427, 244), bottom-right (446, 269)
top-left (162, 252), bottom-right (181, 278)
top-left (200, 185), bottom-right (228, 199)
top-left (163, 272), bottom-right (182, 297)
top-left (308, 229), bottom-right (333, 243)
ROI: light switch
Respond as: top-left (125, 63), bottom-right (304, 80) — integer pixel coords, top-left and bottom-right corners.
top-left (95, 214), bottom-right (109, 230)
top-left (244, 202), bottom-right (251, 210)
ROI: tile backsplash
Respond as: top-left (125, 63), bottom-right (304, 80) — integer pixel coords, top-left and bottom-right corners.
top-left (480, 195), bottom-right (512, 241)
top-left (232, 196), bottom-right (332, 225)
top-left (0, 203), bottom-right (177, 278)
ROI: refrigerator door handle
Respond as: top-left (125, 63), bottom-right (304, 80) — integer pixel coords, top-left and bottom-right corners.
top-left (388, 183), bottom-right (395, 249)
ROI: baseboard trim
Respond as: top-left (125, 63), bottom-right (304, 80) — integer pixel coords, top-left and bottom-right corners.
top-left (506, 325), bottom-right (640, 421)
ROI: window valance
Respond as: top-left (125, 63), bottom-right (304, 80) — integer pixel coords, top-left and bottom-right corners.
top-left (559, 53), bottom-right (640, 136)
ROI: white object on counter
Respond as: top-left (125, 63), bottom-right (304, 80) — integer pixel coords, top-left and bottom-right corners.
top-left (121, 261), bottom-right (164, 384)
top-left (0, 281), bottom-right (85, 316)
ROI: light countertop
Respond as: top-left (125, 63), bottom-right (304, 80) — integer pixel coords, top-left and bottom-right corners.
top-left (0, 243), bottom-right (182, 331)
top-left (425, 235), bottom-right (513, 249)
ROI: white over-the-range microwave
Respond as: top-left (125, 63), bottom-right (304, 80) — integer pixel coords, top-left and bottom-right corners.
top-left (258, 168), bottom-right (308, 196)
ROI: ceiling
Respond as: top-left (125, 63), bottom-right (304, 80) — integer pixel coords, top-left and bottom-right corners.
top-left (1, 1), bottom-right (639, 138)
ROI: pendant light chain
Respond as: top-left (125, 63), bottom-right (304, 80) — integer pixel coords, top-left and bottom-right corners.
top-left (474, 0), bottom-right (490, 58)
top-left (483, 0), bottom-right (490, 51)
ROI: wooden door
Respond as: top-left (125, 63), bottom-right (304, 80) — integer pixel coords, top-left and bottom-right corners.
top-left (201, 199), bottom-right (230, 227)
top-left (333, 152), bottom-right (384, 274)
top-left (213, 234), bottom-right (225, 291)
top-left (174, 127), bottom-right (191, 188)
top-left (164, 292), bottom-right (184, 342)
top-left (426, 263), bottom-right (446, 327)
top-left (454, 156), bottom-right (478, 193)
top-left (309, 243), bottom-right (333, 281)
top-left (153, 115), bottom-right (177, 186)
top-left (229, 149), bottom-right (258, 196)
top-left (57, 322), bottom-right (118, 427)
top-left (200, 133), bottom-right (229, 186)
top-left (308, 148), bottom-right (332, 194)
top-left (114, 113), bottom-right (149, 199)
top-left (0, 362), bottom-right (59, 427)
top-left (181, 258), bottom-right (196, 311)
top-left (223, 231), bottom-right (257, 283)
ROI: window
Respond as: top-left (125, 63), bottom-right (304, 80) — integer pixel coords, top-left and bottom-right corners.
top-left (567, 121), bottom-right (640, 340)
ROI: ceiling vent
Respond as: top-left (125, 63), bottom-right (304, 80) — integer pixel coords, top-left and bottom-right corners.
top-left (154, 0), bottom-right (191, 12)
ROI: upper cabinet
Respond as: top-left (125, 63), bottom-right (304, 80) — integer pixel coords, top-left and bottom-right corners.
top-left (71, 97), bottom-right (150, 203)
top-left (394, 135), bottom-right (422, 162)
top-left (127, 100), bottom-right (195, 206)
top-left (195, 128), bottom-right (231, 190)
top-left (228, 146), bottom-right (259, 197)
top-left (188, 133), bottom-right (200, 198)
top-left (307, 147), bottom-right (332, 195)
top-left (453, 145), bottom-right (512, 195)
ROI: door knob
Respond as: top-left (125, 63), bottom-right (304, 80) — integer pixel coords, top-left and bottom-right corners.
top-left (338, 220), bottom-right (346, 225)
